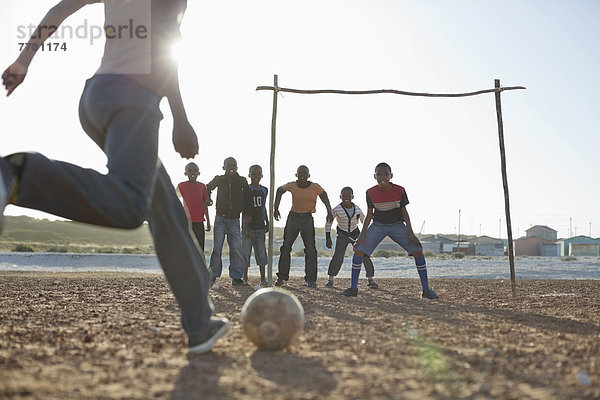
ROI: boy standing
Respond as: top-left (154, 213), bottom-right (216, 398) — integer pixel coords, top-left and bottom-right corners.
top-left (206, 157), bottom-right (250, 287)
top-left (342, 163), bottom-right (438, 299)
top-left (1, 0), bottom-right (228, 353)
top-left (242, 165), bottom-right (269, 288)
top-left (177, 162), bottom-right (211, 251)
top-left (274, 165), bottom-right (333, 288)
top-left (325, 187), bottom-right (377, 288)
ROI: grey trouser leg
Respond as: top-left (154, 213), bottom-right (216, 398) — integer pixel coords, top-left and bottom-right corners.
top-left (14, 75), bottom-right (212, 334)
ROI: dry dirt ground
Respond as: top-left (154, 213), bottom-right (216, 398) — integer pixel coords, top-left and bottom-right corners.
top-left (0, 271), bottom-right (598, 399)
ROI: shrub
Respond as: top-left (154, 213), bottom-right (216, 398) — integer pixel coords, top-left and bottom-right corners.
top-left (423, 250), bottom-right (436, 258)
top-left (14, 244), bottom-right (35, 252)
top-left (451, 251), bottom-right (465, 259)
top-left (47, 246), bottom-right (70, 253)
top-left (371, 249), bottom-right (405, 258)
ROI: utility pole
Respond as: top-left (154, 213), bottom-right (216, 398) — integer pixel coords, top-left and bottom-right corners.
top-left (458, 209), bottom-right (461, 249)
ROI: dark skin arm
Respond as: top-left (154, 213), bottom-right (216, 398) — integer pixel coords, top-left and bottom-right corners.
top-left (273, 186), bottom-right (286, 221)
top-left (401, 206), bottom-right (423, 256)
top-left (2, 0), bottom-right (98, 96)
top-left (319, 191), bottom-right (334, 223)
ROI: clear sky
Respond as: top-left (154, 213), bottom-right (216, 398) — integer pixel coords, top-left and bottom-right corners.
top-left (1, 0), bottom-right (599, 240)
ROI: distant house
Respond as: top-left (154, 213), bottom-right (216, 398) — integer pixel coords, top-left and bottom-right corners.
top-left (514, 236), bottom-right (556, 256)
top-left (525, 225), bottom-right (557, 241)
top-left (558, 236), bottom-right (600, 256)
top-left (539, 242), bottom-right (561, 257)
top-left (420, 234), bottom-right (454, 254)
top-left (469, 235), bottom-right (504, 256)
top-left (376, 237), bottom-right (403, 252)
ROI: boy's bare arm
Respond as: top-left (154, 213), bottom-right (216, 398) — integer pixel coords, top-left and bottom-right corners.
top-left (205, 210), bottom-right (211, 231)
top-left (273, 186), bottom-right (286, 221)
top-left (401, 206), bottom-right (421, 247)
top-left (318, 191), bottom-right (334, 223)
top-left (2, 0), bottom-right (98, 96)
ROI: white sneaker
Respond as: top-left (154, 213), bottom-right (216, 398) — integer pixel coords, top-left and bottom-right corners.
top-left (188, 317), bottom-right (229, 354)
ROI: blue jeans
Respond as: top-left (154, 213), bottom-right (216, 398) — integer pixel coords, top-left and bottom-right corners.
top-left (209, 215), bottom-right (244, 279)
top-left (242, 227), bottom-right (268, 267)
top-left (354, 221), bottom-right (422, 256)
top-left (14, 75), bottom-right (213, 335)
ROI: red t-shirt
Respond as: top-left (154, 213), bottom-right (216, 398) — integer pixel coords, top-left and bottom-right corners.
top-left (177, 181), bottom-right (208, 222)
top-left (366, 183), bottom-right (409, 224)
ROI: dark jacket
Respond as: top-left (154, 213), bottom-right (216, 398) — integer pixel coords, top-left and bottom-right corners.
top-left (207, 173), bottom-right (250, 219)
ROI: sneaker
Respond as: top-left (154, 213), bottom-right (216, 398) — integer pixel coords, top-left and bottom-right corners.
top-left (274, 278), bottom-right (285, 287)
top-left (340, 287), bottom-right (358, 297)
top-left (188, 317), bottom-right (230, 354)
top-left (325, 280), bottom-right (334, 287)
top-left (422, 288), bottom-right (439, 299)
top-left (260, 279), bottom-right (268, 287)
top-left (304, 281), bottom-right (317, 288)
top-left (0, 158), bottom-right (18, 235)
top-left (210, 278), bottom-right (220, 290)
top-left (231, 278), bottom-right (245, 286)
top-left (367, 280), bottom-right (379, 289)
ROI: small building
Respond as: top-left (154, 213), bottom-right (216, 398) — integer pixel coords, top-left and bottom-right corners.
top-left (558, 236), bottom-right (600, 256)
top-left (420, 234), bottom-right (454, 254)
top-left (514, 236), bottom-right (555, 256)
top-left (526, 225), bottom-right (557, 241)
top-left (539, 242), bottom-right (561, 257)
top-left (569, 243), bottom-right (599, 256)
top-left (469, 235), bottom-right (504, 256)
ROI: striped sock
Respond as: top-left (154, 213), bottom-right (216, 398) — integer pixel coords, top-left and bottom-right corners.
top-left (351, 254), bottom-right (362, 289)
top-left (415, 254), bottom-right (430, 291)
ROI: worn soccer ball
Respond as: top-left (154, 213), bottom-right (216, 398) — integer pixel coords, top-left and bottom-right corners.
top-left (241, 287), bottom-right (304, 350)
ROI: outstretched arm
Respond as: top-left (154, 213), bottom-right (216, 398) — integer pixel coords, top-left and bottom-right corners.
top-left (2, 0), bottom-right (97, 96)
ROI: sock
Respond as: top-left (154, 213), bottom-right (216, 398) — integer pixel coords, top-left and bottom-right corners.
top-left (328, 275), bottom-right (334, 283)
top-left (351, 254), bottom-right (362, 289)
top-left (415, 254), bottom-right (429, 291)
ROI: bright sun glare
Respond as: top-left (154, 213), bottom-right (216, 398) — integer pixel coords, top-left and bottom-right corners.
top-left (171, 39), bottom-right (184, 64)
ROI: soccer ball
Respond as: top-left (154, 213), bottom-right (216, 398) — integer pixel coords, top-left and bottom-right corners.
top-left (241, 287), bottom-right (304, 350)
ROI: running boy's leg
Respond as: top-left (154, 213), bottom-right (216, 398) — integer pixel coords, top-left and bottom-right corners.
top-left (276, 213), bottom-right (301, 283)
top-left (147, 163), bottom-right (213, 334)
top-left (15, 76), bottom-right (161, 227)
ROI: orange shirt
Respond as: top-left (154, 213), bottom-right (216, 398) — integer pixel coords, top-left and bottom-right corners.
top-left (283, 182), bottom-right (324, 213)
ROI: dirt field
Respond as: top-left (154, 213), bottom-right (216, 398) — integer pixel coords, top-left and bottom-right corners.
top-left (0, 272), bottom-right (598, 399)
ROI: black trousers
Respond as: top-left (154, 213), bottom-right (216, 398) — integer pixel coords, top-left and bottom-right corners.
top-left (277, 212), bottom-right (317, 282)
top-left (327, 229), bottom-right (375, 278)
top-left (191, 222), bottom-right (206, 251)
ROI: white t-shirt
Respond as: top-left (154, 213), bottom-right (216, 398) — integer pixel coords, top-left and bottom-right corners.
top-left (96, 0), bottom-right (152, 75)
